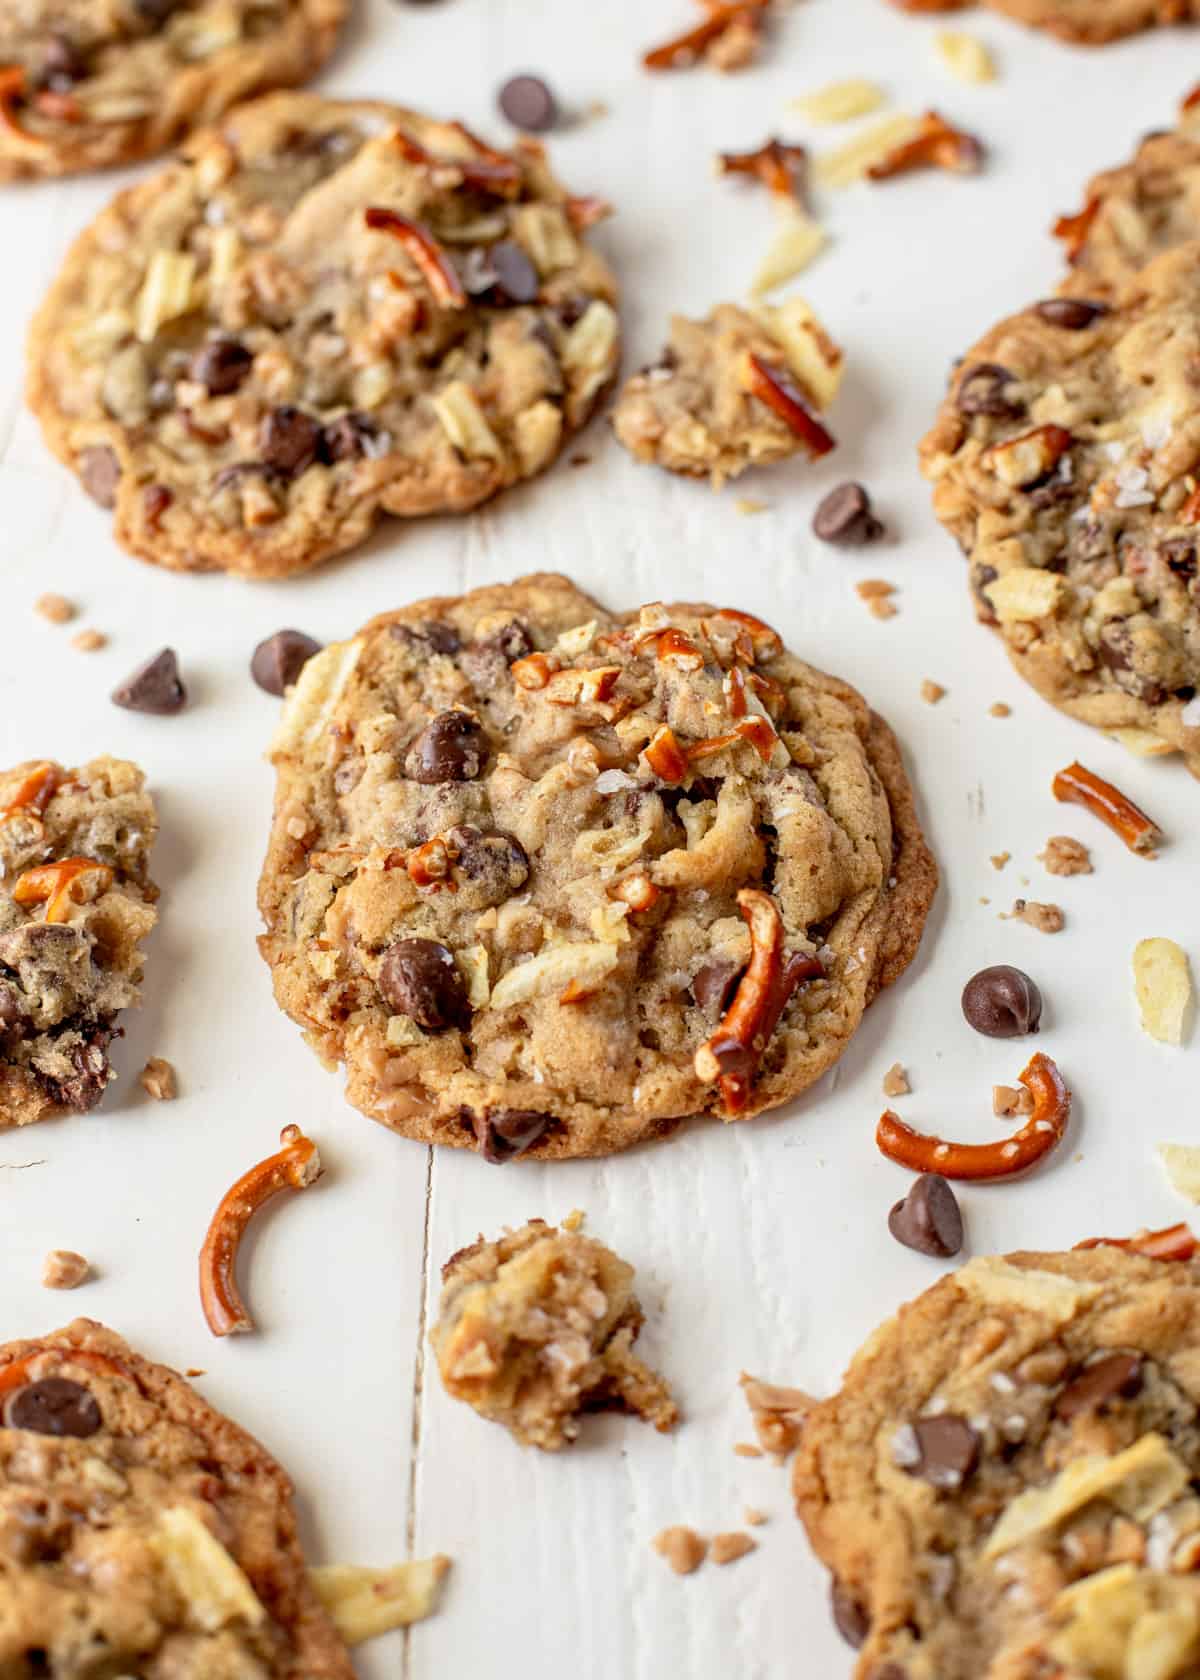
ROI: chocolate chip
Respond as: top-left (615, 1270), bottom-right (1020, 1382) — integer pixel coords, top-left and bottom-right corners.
top-left (471, 1107), bottom-right (554, 1163)
top-left (133, 0), bottom-right (181, 19)
top-left (404, 711), bottom-right (487, 783)
top-left (1054, 1353), bottom-right (1143, 1420)
top-left (78, 445), bottom-right (121, 509)
top-left (491, 620), bottom-right (534, 662)
top-left (888, 1175), bottom-right (964, 1259)
top-left (5, 1377), bottom-right (102, 1438)
top-left (251, 630), bottom-right (322, 696)
top-left (812, 482), bottom-right (884, 547)
top-left (498, 73), bottom-right (558, 132)
top-left (955, 362), bottom-right (1022, 419)
top-left (189, 336), bottom-right (253, 396)
top-left (1034, 298), bottom-right (1109, 330)
top-left (1098, 623), bottom-right (1166, 705)
top-left (448, 826), bottom-right (530, 902)
top-left (111, 648), bottom-right (186, 715)
top-left (905, 1415), bottom-right (980, 1489)
top-left (830, 1579), bottom-right (869, 1649)
top-left (321, 411), bottom-right (384, 463)
top-left (142, 483), bottom-right (173, 526)
top-left (42, 34), bottom-right (85, 88)
top-left (691, 959), bottom-right (742, 1018)
top-left (462, 241), bottom-right (540, 306)
top-left (390, 620), bottom-right (461, 656)
top-left (378, 938), bottom-right (470, 1032)
top-left (961, 965), bottom-right (1042, 1038)
top-left (259, 406), bottom-right (321, 476)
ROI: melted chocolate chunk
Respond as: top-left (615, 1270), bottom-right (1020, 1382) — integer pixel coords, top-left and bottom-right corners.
top-left (259, 406), bottom-right (321, 476)
top-left (404, 711), bottom-right (488, 783)
top-left (5, 1377), bottom-right (102, 1439)
top-left (469, 1107), bottom-right (555, 1162)
top-left (189, 337), bottom-right (253, 396)
top-left (905, 1415), bottom-right (980, 1490)
top-left (378, 939), bottom-right (470, 1032)
top-left (830, 1579), bottom-right (870, 1648)
top-left (955, 362), bottom-right (1022, 420)
top-left (321, 411), bottom-right (385, 463)
top-left (1033, 298), bottom-right (1110, 330)
top-left (691, 959), bottom-right (742, 1018)
top-left (78, 446), bottom-right (121, 509)
top-left (1055, 1353), bottom-right (1143, 1420)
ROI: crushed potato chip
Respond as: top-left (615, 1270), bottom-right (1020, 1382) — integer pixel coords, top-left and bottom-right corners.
top-left (815, 114), bottom-right (923, 188)
top-left (271, 639), bottom-right (364, 758)
top-left (150, 1507), bottom-right (266, 1632)
top-left (935, 31), bottom-right (996, 83)
top-left (135, 252), bottom-right (198, 343)
top-left (750, 209), bottom-right (828, 296)
top-left (983, 1435), bottom-right (1190, 1560)
top-left (1106, 726), bottom-right (1177, 758)
top-left (488, 941), bottom-right (619, 1010)
top-left (1158, 1143), bottom-right (1200, 1204)
top-left (753, 294), bottom-right (844, 409)
top-left (791, 79), bottom-right (886, 124)
top-left (310, 1557), bottom-right (451, 1644)
top-left (954, 1257), bottom-right (1100, 1324)
top-left (983, 568), bottom-right (1066, 624)
top-left (1133, 938), bottom-right (1193, 1046)
top-left (431, 381), bottom-right (504, 461)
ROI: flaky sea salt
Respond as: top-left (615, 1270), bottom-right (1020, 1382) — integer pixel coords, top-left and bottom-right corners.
top-left (1114, 464), bottom-right (1154, 509)
top-left (593, 769), bottom-right (638, 794)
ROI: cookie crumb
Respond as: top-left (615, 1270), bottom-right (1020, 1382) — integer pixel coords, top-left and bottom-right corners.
top-left (743, 1507), bottom-right (768, 1526)
top-left (184, 1367), bottom-right (207, 1378)
top-left (71, 629), bottom-right (107, 653)
top-left (653, 1526), bottom-right (708, 1575)
top-left (1039, 835), bottom-right (1092, 877)
top-left (42, 1249), bottom-right (90, 1290)
top-left (35, 592), bottom-right (75, 624)
top-left (561, 1208), bottom-right (586, 1233)
top-left (739, 1373), bottom-right (817, 1458)
top-left (735, 497), bottom-right (769, 515)
top-left (711, 1532), bottom-right (757, 1566)
top-left (989, 851), bottom-right (1010, 871)
top-left (920, 680), bottom-right (946, 704)
top-left (856, 580), bottom-right (897, 619)
top-left (569, 452), bottom-right (591, 467)
top-left (882, 1062), bottom-right (909, 1098)
top-left (989, 702), bottom-right (1012, 718)
top-left (993, 1083), bottom-right (1034, 1118)
top-left (734, 1442), bottom-right (764, 1458)
top-left (1008, 899), bottom-right (1065, 934)
top-left (139, 1057), bottom-right (177, 1101)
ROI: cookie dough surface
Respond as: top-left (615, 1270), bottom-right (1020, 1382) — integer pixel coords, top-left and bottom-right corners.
top-left (432, 1218), bottom-right (677, 1451)
top-left (920, 241), bottom-right (1200, 775)
top-left (0, 756), bottom-right (157, 1128)
top-left (27, 93), bottom-right (619, 580)
top-left (0, 1317), bottom-right (353, 1678)
top-left (794, 1248), bottom-right (1200, 1680)
top-left (257, 574), bottom-right (936, 1161)
top-left (0, 0), bottom-right (344, 180)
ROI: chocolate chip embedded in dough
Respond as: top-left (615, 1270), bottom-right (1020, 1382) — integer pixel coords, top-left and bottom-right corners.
top-left (259, 406), bottom-right (322, 476)
top-left (830, 1579), bottom-right (870, 1648)
top-left (378, 938), bottom-right (471, 1032)
top-left (404, 711), bottom-right (488, 784)
top-left (961, 966), bottom-right (1042, 1038)
top-left (471, 1107), bottom-right (554, 1162)
top-left (905, 1415), bottom-right (980, 1489)
top-left (955, 362), bottom-right (1022, 419)
top-left (111, 648), bottom-right (187, 715)
top-left (321, 411), bottom-right (386, 463)
top-left (691, 959), bottom-right (742, 1018)
top-left (5, 1376), bottom-right (102, 1438)
top-left (1054, 1353), bottom-right (1143, 1420)
top-left (189, 337), bottom-right (253, 396)
top-left (1033, 298), bottom-right (1109, 330)
top-left (78, 445), bottom-right (121, 509)
top-left (250, 630), bottom-right (323, 697)
top-left (887, 1175), bottom-right (964, 1259)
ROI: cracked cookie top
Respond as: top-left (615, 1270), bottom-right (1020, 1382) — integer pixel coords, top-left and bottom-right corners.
top-left (0, 756), bottom-right (157, 1128)
top-left (26, 93), bottom-right (620, 580)
top-left (257, 573), bottom-right (936, 1162)
top-left (795, 1248), bottom-right (1200, 1680)
top-left (0, 0), bottom-right (345, 180)
top-left (0, 1317), bottom-right (353, 1678)
top-left (920, 240), bottom-right (1200, 776)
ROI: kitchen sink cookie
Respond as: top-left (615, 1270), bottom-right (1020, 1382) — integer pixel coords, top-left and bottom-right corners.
top-left (794, 1247), bottom-right (1200, 1680)
top-left (0, 1317), bottom-right (353, 1677)
top-left (0, 756), bottom-right (158, 1128)
top-left (920, 240), bottom-right (1200, 776)
top-left (0, 0), bottom-right (345, 181)
top-left (26, 93), bottom-right (619, 580)
top-left (889, 0), bottom-right (1199, 44)
top-left (257, 573), bottom-right (937, 1161)
top-left (432, 1217), bottom-right (677, 1451)
top-left (613, 299), bottom-right (841, 487)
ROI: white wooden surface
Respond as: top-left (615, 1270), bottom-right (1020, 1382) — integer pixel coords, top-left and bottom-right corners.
top-left (2, 4), bottom-right (1199, 1675)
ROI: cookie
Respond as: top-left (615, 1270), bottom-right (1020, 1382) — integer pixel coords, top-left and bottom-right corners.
top-left (920, 241), bottom-right (1200, 776)
top-left (794, 1247), bottom-right (1200, 1680)
top-left (257, 573), bottom-right (937, 1161)
top-left (612, 300), bottom-right (842, 487)
top-left (0, 756), bottom-right (158, 1128)
top-left (0, 1317), bottom-right (353, 1676)
top-left (889, 0), bottom-right (1199, 43)
top-left (26, 93), bottom-right (619, 580)
top-left (431, 1217), bottom-right (677, 1450)
top-left (0, 0), bottom-right (344, 181)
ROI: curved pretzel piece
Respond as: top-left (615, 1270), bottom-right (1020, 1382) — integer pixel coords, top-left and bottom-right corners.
top-left (363, 210), bottom-right (466, 309)
top-left (13, 858), bottom-right (114, 923)
top-left (1076, 1223), bottom-right (1198, 1262)
top-left (876, 1052), bottom-right (1070, 1182)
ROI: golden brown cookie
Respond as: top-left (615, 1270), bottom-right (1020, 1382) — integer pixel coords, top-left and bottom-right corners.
top-left (26, 93), bottom-right (619, 579)
top-left (0, 0), bottom-right (345, 180)
top-left (256, 574), bottom-right (937, 1161)
top-left (0, 756), bottom-right (158, 1128)
top-left (0, 1317), bottom-right (353, 1676)
top-left (888, 0), bottom-right (1200, 43)
top-left (794, 1247), bottom-right (1200, 1680)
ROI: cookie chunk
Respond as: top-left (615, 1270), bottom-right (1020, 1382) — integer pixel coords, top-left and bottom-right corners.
top-left (26, 93), bottom-right (619, 580)
top-left (257, 574), bottom-right (936, 1160)
top-left (0, 0), bottom-right (344, 181)
top-left (613, 300), bottom-right (841, 487)
top-left (794, 1247), bottom-right (1200, 1679)
top-left (0, 1317), bottom-right (353, 1677)
top-left (920, 241), bottom-right (1200, 776)
top-left (0, 757), bottom-right (157, 1128)
top-left (431, 1218), bottom-right (677, 1451)
top-left (889, 0), bottom-right (1200, 43)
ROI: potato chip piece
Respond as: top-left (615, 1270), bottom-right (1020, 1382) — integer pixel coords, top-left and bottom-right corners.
top-left (1134, 939), bottom-right (1193, 1046)
top-left (1158, 1143), bottom-right (1200, 1203)
top-left (310, 1557), bottom-right (451, 1644)
top-left (935, 31), bottom-right (996, 84)
top-left (791, 79), bottom-right (886, 124)
top-left (815, 114), bottom-right (923, 188)
top-left (983, 1435), bottom-right (1190, 1560)
top-left (749, 211), bottom-right (828, 297)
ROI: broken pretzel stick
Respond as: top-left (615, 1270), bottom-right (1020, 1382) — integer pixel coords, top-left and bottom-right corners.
top-left (363, 209), bottom-right (466, 309)
top-left (717, 137), bottom-right (809, 203)
top-left (866, 110), bottom-right (984, 180)
top-left (13, 857), bottom-right (114, 923)
top-left (1052, 761), bottom-right (1162, 856)
top-left (1075, 1222), bottom-right (1198, 1262)
top-left (744, 355), bottom-right (836, 457)
top-left (876, 1052), bottom-right (1070, 1181)
top-left (1, 760), bottom-right (60, 822)
top-left (643, 1), bottom-right (766, 70)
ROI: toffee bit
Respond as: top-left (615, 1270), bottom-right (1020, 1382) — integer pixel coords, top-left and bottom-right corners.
top-left (34, 592), bottom-right (75, 624)
top-left (856, 579), bottom-right (897, 619)
top-left (920, 680), bottom-right (946, 705)
top-left (139, 1057), bottom-right (177, 1101)
top-left (42, 1249), bottom-right (90, 1290)
top-left (717, 137), bottom-right (809, 203)
top-left (71, 629), bottom-right (107, 653)
top-left (882, 1062), bottom-right (910, 1098)
top-left (989, 702), bottom-right (1011, 718)
top-left (711, 1532), bottom-right (757, 1565)
top-left (990, 852), bottom-right (1010, 871)
top-left (653, 1526), bottom-right (708, 1575)
top-left (1006, 899), bottom-right (1065, 934)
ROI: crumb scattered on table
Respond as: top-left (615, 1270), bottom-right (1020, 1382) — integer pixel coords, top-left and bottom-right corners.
top-left (739, 1373), bottom-right (817, 1458)
top-left (140, 1057), bottom-right (177, 1100)
top-left (1007, 899), bottom-right (1064, 934)
top-left (735, 497), bottom-right (769, 515)
top-left (882, 1062), bottom-right (909, 1098)
top-left (734, 1442), bottom-right (764, 1458)
top-left (993, 1083), bottom-right (1034, 1118)
top-left (989, 702), bottom-right (1011, 718)
top-left (989, 851), bottom-right (1010, 871)
top-left (42, 1249), bottom-right (90, 1290)
top-left (34, 592), bottom-right (75, 624)
top-left (71, 629), bottom-right (107, 653)
top-left (856, 579), bottom-right (897, 619)
top-left (653, 1526), bottom-right (708, 1575)
top-left (743, 1507), bottom-right (767, 1527)
top-left (711, 1532), bottom-right (757, 1566)
top-left (920, 680), bottom-right (945, 704)
top-left (561, 1208), bottom-right (585, 1232)
top-left (1039, 835), bottom-right (1092, 876)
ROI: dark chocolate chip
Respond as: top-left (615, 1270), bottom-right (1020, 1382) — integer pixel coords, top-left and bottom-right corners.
top-left (971, 562), bottom-right (999, 624)
top-left (133, 0), bottom-right (181, 20)
top-left (111, 648), bottom-right (186, 716)
top-left (830, 1579), bottom-right (870, 1649)
top-left (251, 630), bottom-right (322, 697)
top-left (320, 411), bottom-right (384, 463)
top-left (691, 959), bottom-right (742, 1018)
top-left (961, 966), bottom-right (1042, 1038)
top-left (259, 406), bottom-right (321, 476)
top-left (462, 239), bottom-right (540, 306)
top-left (812, 482), bottom-right (885, 547)
top-left (1033, 298), bottom-right (1110, 330)
top-left (1054, 1353), bottom-right (1143, 1420)
top-left (390, 620), bottom-right (461, 656)
top-left (498, 73), bottom-right (558, 133)
top-left (491, 620), bottom-right (534, 662)
top-left (378, 938), bottom-right (470, 1032)
top-left (78, 445), bottom-right (121, 509)
top-left (1162, 540), bottom-right (1197, 581)
top-left (42, 34), bottom-right (86, 88)
top-left (1098, 623), bottom-right (1166, 705)
top-left (6, 1377), bottom-right (102, 1439)
top-left (448, 826), bottom-right (530, 899)
top-left (472, 1107), bottom-right (554, 1163)
top-left (906, 1415), bottom-right (980, 1489)
top-left (189, 336), bottom-right (253, 396)
top-left (404, 711), bottom-right (487, 783)
top-left (888, 1175), bottom-right (964, 1259)
top-left (956, 362), bottom-right (1022, 419)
